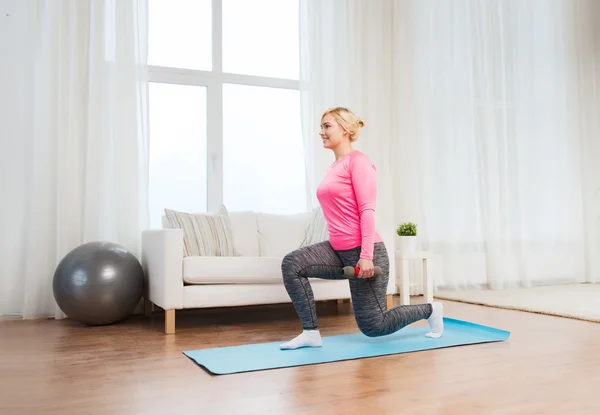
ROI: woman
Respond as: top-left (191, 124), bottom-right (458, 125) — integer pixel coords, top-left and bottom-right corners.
top-left (280, 107), bottom-right (443, 350)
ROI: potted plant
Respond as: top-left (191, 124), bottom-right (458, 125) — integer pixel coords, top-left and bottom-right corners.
top-left (396, 222), bottom-right (418, 253)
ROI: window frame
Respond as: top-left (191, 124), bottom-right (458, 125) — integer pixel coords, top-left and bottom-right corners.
top-left (148, 0), bottom-right (300, 212)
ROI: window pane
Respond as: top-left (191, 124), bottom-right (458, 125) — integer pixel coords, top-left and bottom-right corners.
top-left (223, 84), bottom-right (306, 214)
top-left (222, 0), bottom-right (299, 79)
top-left (149, 83), bottom-right (207, 228)
top-left (148, 0), bottom-right (212, 70)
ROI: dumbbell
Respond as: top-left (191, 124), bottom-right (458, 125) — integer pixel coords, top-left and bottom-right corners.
top-left (342, 266), bottom-right (383, 277)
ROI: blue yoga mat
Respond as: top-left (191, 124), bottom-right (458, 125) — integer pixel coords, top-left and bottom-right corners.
top-left (183, 318), bottom-right (510, 375)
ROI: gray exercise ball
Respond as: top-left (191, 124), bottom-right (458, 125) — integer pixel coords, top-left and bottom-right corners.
top-left (52, 241), bottom-right (144, 326)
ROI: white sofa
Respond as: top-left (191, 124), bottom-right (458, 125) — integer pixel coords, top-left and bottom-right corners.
top-left (141, 209), bottom-right (396, 334)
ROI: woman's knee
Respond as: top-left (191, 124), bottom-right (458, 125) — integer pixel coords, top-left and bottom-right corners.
top-left (356, 318), bottom-right (385, 338)
top-left (282, 250), bottom-right (297, 267)
top-left (281, 250), bottom-right (301, 279)
top-left (358, 324), bottom-right (383, 338)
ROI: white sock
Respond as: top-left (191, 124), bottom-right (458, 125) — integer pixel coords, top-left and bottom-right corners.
top-left (425, 301), bottom-right (444, 338)
top-left (280, 329), bottom-right (322, 350)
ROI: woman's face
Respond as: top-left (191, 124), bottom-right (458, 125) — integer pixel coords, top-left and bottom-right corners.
top-left (320, 114), bottom-right (348, 149)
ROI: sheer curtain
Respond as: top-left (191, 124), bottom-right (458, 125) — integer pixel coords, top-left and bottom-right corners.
top-left (567, 0), bottom-right (600, 284)
top-left (403, 0), bottom-right (600, 290)
top-left (0, 0), bottom-right (149, 319)
top-left (299, 0), bottom-right (398, 289)
top-left (299, 0), bottom-right (600, 293)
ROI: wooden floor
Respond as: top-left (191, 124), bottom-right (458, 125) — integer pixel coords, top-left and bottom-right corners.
top-left (1, 296), bottom-right (599, 415)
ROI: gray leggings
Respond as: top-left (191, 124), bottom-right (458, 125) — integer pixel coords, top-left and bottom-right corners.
top-left (282, 241), bottom-right (433, 337)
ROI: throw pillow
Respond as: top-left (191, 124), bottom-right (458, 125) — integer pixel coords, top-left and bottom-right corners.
top-left (164, 205), bottom-right (238, 257)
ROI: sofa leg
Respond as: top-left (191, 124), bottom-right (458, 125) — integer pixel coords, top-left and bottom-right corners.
top-left (165, 309), bottom-right (175, 334)
top-left (386, 294), bottom-right (394, 310)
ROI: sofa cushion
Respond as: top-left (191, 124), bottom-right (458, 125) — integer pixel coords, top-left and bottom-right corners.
top-left (228, 211), bottom-right (259, 257)
top-left (183, 256), bottom-right (343, 285)
top-left (183, 256), bottom-right (285, 284)
top-left (163, 205), bottom-right (238, 257)
top-left (182, 279), bottom-right (351, 308)
top-left (256, 212), bottom-right (312, 257)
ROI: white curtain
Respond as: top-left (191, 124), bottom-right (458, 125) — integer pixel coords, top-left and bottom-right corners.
top-left (567, 0), bottom-right (600, 285)
top-left (299, 0), bottom-right (397, 289)
top-left (403, 0), bottom-right (600, 290)
top-left (299, 0), bottom-right (600, 293)
top-left (0, 0), bottom-right (149, 319)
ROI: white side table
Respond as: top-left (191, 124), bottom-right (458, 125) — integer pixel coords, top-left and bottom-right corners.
top-left (394, 250), bottom-right (433, 305)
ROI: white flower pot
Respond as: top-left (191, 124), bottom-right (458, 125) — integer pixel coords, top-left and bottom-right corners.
top-left (397, 235), bottom-right (418, 253)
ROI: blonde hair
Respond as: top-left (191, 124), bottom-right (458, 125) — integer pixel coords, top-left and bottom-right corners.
top-left (321, 107), bottom-right (365, 142)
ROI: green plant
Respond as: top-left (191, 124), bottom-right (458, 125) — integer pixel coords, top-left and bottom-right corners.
top-left (396, 222), bottom-right (417, 236)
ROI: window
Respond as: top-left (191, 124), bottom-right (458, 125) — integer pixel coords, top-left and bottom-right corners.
top-left (222, 84), bottom-right (305, 213)
top-left (148, 0), bottom-right (306, 227)
top-left (148, 83), bottom-right (208, 228)
top-left (222, 0), bottom-right (299, 79)
top-left (148, 0), bottom-right (212, 70)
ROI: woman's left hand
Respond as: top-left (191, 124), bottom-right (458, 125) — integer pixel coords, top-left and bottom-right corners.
top-left (356, 258), bottom-right (375, 278)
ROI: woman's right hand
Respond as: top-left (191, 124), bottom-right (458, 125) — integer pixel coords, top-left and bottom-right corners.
top-left (356, 258), bottom-right (375, 278)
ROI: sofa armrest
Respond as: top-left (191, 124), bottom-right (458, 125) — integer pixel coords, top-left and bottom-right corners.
top-left (141, 229), bottom-right (184, 310)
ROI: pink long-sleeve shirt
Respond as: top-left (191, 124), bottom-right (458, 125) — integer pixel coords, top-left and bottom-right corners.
top-left (316, 150), bottom-right (383, 259)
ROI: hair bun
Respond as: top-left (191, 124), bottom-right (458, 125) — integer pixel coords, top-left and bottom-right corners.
top-left (321, 107), bottom-right (364, 142)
